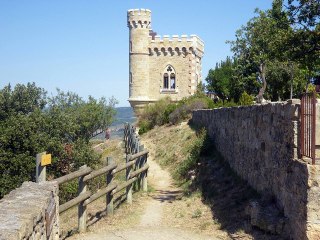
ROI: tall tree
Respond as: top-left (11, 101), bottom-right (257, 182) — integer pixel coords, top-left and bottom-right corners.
top-left (286, 0), bottom-right (320, 74)
top-left (0, 83), bottom-right (117, 198)
top-left (206, 57), bottom-right (235, 101)
top-left (228, 0), bottom-right (299, 101)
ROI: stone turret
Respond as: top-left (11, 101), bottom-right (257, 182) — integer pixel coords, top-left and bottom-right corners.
top-left (127, 9), bottom-right (152, 113)
top-left (127, 9), bottom-right (204, 114)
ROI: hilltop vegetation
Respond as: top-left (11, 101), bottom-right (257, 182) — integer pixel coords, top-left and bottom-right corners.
top-left (0, 83), bottom-right (117, 198)
top-left (206, 0), bottom-right (320, 102)
top-left (138, 89), bottom-right (253, 135)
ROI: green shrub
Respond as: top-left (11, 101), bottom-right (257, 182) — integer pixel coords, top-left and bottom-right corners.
top-left (59, 179), bottom-right (78, 204)
top-left (239, 91), bottom-right (254, 106)
top-left (138, 119), bottom-right (152, 135)
top-left (169, 105), bottom-right (189, 124)
top-left (137, 93), bottom-right (241, 134)
top-left (0, 83), bottom-right (117, 198)
top-left (138, 97), bottom-right (174, 134)
top-left (169, 98), bottom-right (208, 124)
top-left (163, 103), bottom-right (177, 123)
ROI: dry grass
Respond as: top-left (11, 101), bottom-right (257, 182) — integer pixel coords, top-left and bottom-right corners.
top-left (140, 122), bottom-right (229, 239)
top-left (142, 122), bottom-right (197, 177)
top-left (140, 121), bottom-right (279, 240)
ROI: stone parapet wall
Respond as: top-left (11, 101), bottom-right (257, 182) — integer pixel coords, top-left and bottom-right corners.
top-left (0, 181), bottom-right (59, 240)
top-left (192, 102), bottom-right (320, 239)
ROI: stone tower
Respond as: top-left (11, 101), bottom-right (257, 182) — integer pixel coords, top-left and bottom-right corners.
top-left (127, 9), bottom-right (151, 112)
top-left (127, 9), bottom-right (204, 113)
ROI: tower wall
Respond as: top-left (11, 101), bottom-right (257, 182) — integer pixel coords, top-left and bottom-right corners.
top-left (127, 9), bottom-right (151, 111)
top-left (148, 35), bottom-right (204, 100)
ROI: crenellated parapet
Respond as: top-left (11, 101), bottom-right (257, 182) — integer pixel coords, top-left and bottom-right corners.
top-left (148, 34), bottom-right (204, 58)
top-left (127, 9), bottom-right (151, 29)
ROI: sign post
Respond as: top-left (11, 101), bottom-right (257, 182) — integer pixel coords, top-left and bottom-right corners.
top-left (36, 152), bottom-right (52, 183)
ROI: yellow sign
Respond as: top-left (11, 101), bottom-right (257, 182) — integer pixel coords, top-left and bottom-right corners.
top-left (41, 154), bottom-right (52, 166)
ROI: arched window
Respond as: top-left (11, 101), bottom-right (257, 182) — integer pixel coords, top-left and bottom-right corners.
top-left (129, 72), bottom-right (133, 84)
top-left (163, 65), bottom-right (176, 90)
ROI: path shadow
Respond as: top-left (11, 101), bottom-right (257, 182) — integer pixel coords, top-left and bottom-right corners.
top-left (184, 121), bottom-right (285, 239)
top-left (190, 135), bottom-right (283, 239)
top-left (151, 189), bottom-right (183, 203)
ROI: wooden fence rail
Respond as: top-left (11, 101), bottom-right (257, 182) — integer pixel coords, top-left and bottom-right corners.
top-left (37, 123), bottom-right (149, 233)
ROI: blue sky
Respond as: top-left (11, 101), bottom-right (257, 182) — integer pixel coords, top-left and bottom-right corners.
top-left (0, 1), bottom-right (273, 107)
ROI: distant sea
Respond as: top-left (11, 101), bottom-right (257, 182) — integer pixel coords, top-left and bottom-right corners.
top-left (93, 107), bottom-right (137, 140)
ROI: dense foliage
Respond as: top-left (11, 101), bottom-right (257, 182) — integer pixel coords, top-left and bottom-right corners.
top-left (206, 0), bottom-right (319, 102)
top-left (0, 83), bottom-right (117, 198)
top-left (138, 88), bottom-right (241, 135)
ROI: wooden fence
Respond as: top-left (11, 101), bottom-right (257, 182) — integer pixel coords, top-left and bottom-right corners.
top-left (39, 123), bottom-right (149, 233)
top-left (124, 123), bottom-right (148, 191)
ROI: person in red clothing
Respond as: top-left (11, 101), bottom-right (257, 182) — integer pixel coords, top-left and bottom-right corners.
top-left (105, 127), bottom-right (111, 142)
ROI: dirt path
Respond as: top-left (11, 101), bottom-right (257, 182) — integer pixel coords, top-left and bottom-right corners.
top-left (72, 139), bottom-right (222, 240)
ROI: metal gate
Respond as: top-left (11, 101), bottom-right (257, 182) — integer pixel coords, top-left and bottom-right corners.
top-left (300, 92), bottom-right (317, 164)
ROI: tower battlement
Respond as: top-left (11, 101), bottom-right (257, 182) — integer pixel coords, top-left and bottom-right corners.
top-left (149, 34), bottom-right (204, 46)
top-left (127, 9), bottom-right (151, 28)
top-left (148, 34), bottom-right (204, 56)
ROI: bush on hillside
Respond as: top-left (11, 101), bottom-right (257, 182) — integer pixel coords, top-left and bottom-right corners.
top-left (138, 97), bottom-right (176, 134)
top-left (137, 92), bottom-right (243, 134)
top-left (0, 83), bottom-right (117, 198)
top-left (169, 99), bottom-right (208, 124)
top-left (239, 91), bottom-right (254, 106)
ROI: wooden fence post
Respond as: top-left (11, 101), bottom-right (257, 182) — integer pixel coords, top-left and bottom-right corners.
top-left (133, 138), bottom-right (140, 191)
top-left (78, 165), bottom-right (88, 233)
top-left (36, 152), bottom-right (46, 183)
top-left (136, 145), bottom-right (144, 190)
top-left (124, 123), bottom-right (128, 154)
top-left (142, 150), bottom-right (148, 192)
top-left (106, 157), bottom-right (114, 215)
top-left (128, 127), bottom-right (132, 153)
top-left (126, 155), bottom-right (133, 204)
top-left (139, 145), bottom-right (148, 192)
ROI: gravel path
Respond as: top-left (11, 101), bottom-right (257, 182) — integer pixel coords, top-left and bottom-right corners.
top-left (73, 140), bottom-right (219, 240)
top-left (75, 227), bottom-right (215, 240)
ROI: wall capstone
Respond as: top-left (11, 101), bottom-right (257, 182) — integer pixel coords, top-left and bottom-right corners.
top-left (0, 181), bottom-right (59, 240)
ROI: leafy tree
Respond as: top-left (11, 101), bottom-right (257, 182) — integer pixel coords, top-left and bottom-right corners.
top-left (206, 57), bottom-right (235, 101)
top-left (228, 1), bottom-right (295, 102)
top-left (0, 83), bottom-right (47, 120)
top-left (206, 0), bottom-right (312, 102)
top-left (286, 0), bottom-right (320, 74)
top-left (47, 89), bottom-right (117, 142)
top-left (287, 0), bottom-right (320, 28)
top-left (0, 83), bottom-right (117, 198)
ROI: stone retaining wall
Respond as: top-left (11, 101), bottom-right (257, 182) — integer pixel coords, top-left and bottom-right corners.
top-left (0, 181), bottom-right (59, 240)
top-left (192, 101), bottom-right (320, 240)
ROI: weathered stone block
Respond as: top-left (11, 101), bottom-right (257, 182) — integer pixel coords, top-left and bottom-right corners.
top-left (0, 181), bottom-right (59, 240)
